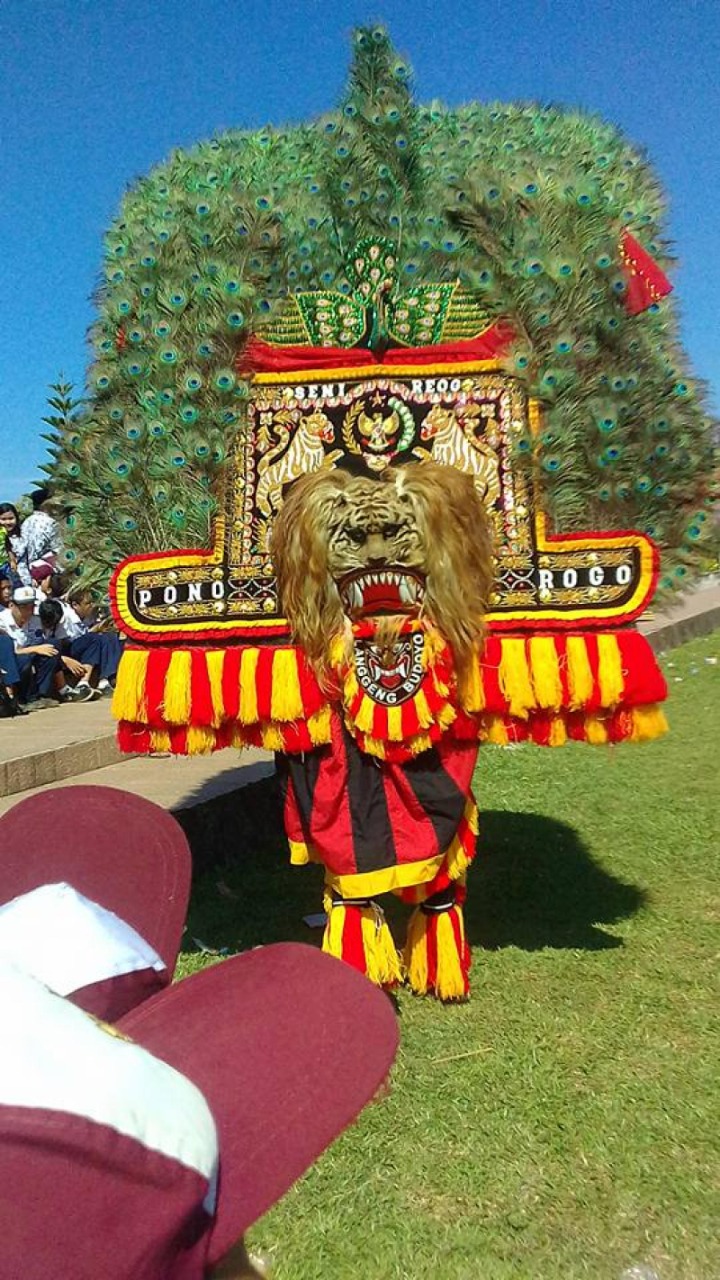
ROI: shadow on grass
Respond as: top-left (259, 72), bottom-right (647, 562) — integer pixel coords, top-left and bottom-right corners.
top-left (468, 810), bottom-right (646, 951)
top-left (177, 775), bottom-right (326, 955)
top-left (176, 778), bottom-right (645, 956)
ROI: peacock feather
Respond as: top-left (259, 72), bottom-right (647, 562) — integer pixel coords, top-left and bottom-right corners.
top-left (49, 26), bottom-right (717, 593)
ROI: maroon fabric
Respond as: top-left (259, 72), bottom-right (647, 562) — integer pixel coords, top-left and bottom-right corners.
top-left (30, 563), bottom-right (53, 583)
top-left (0, 786), bottom-right (191, 977)
top-left (119, 942), bottom-right (399, 1262)
top-left (0, 1106), bottom-right (212, 1280)
top-left (70, 966), bottom-right (169, 1022)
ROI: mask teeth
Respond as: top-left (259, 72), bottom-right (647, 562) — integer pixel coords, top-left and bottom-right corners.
top-left (341, 569), bottom-right (424, 611)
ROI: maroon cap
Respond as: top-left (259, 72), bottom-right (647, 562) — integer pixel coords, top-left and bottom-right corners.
top-left (30, 562), bottom-right (53, 583)
top-left (120, 942), bottom-right (399, 1262)
top-left (0, 787), bottom-right (191, 978)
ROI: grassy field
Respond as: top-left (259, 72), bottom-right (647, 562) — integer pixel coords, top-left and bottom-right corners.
top-left (179, 635), bottom-right (719, 1280)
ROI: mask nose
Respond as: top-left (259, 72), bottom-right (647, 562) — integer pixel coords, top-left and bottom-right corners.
top-left (366, 533), bottom-right (387, 565)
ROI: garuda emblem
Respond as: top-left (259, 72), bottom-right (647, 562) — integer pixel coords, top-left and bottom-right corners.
top-left (342, 395), bottom-right (416, 471)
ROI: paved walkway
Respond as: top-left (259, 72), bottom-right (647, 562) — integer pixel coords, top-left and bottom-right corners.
top-left (0, 739), bottom-right (273, 816)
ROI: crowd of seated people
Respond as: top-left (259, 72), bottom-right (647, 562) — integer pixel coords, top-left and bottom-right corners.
top-left (0, 493), bottom-right (123, 716)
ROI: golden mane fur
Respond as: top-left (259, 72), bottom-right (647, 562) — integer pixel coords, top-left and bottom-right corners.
top-left (271, 461), bottom-right (495, 683)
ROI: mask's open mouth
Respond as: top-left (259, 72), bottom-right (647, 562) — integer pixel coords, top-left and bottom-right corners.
top-left (337, 566), bottom-right (426, 618)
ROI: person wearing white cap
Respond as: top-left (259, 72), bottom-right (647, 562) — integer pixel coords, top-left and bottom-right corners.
top-left (0, 586), bottom-right (74, 707)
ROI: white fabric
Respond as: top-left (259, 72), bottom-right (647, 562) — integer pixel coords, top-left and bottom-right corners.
top-left (0, 960), bottom-right (219, 1207)
top-left (59, 602), bottom-right (86, 640)
top-left (0, 606), bottom-right (43, 648)
top-left (0, 882), bottom-right (166, 995)
top-left (6, 534), bottom-right (32, 586)
top-left (21, 510), bottom-right (61, 564)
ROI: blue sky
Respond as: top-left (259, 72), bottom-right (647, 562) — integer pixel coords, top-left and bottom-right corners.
top-left (1, 0), bottom-right (718, 499)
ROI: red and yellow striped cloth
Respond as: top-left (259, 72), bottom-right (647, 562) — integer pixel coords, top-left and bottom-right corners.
top-left (113, 628), bottom-right (667, 758)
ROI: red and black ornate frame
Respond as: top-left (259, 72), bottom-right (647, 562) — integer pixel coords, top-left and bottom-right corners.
top-left (111, 358), bottom-right (658, 645)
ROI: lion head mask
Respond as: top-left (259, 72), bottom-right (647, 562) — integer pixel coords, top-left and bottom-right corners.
top-left (271, 460), bottom-right (495, 681)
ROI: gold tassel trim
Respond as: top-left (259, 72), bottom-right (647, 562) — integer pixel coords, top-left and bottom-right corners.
top-left (596, 634), bottom-right (625, 707)
top-left (111, 648), bottom-right (149, 722)
top-left (498, 637), bottom-right (534, 719)
top-left (163, 651), bottom-right (192, 724)
top-left (113, 631), bottom-right (666, 756)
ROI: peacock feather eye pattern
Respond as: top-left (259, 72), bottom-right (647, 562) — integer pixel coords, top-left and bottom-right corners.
top-left (48, 23), bottom-right (715, 592)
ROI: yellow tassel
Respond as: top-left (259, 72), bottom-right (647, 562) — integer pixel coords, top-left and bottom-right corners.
top-left (529, 635), bottom-right (563, 710)
top-left (444, 802), bottom-right (478, 881)
top-left (360, 907), bottom-right (403, 987)
top-left (387, 705), bottom-right (404, 741)
top-left (548, 718), bottom-right (567, 747)
top-left (328, 633), bottom-right (349, 668)
top-left (260, 724), bottom-right (286, 751)
top-left (186, 725), bottom-right (217, 755)
top-left (406, 732), bottom-right (432, 756)
top-left (459, 653), bottom-right (486, 713)
top-left (238, 648), bottom-right (259, 723)
top-left (307, 706), bottom-right (332, 745)
top-left (205, 650), bottom-right (226, 728)
top-left (353, 693), bottom-right (376, 734)
top-left (499, 638), bottom-right (535, 718)
top-left (321, 902), bottom-right (347, 961)
top-left (483, 715), bottom-right (509, 745)
top-left (445, 834), bottom-right (475, 882)
top-left (111, 649), bottom-right (149, 722)
top-left (361, 735), bottom-right (387, 760)
top-left (163, 651), bottom-right (192, 724)
top-left (434, 909), bottom-right (467, 1001)
top-left (565, 635), bottom-right (594, 709)
top-left (630, 705), bottom-right (669, 742)
top-left (421, 626), bottom-right (447, 669)
top-left (149, 728), bottom-right (172, 753)
top-left (437, 702), bottom-right (458, 731)
top-left (414, 688), bottom-right (434, 728)
top-left (403, 907), bottom-right (430, 994)
top-left (320, 900), bottom-right (401, 987)
top-left (270, 649), bottom-right (304, 722)
top-left (343, 670), bottom-right (359, 703)
top-left (403, 902), bottom-right (470, 1000)
top-left (597, 634), bottom-right (624, 707)
top-left (584, 714), bottom-right (609, 745)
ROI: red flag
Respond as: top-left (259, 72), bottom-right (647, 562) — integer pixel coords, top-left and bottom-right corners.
top-left (620, 229), bottom-right (672, 316)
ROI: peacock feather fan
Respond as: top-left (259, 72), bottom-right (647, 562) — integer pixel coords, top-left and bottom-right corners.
top-left (51, 26), bottom-right (717, 593)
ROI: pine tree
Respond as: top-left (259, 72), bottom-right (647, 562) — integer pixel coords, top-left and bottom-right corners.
top-left (51, 26), bottom-right (717, 594)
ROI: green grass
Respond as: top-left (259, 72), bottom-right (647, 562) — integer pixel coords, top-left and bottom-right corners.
top-left (178, 635), bottom-right (719, 1280)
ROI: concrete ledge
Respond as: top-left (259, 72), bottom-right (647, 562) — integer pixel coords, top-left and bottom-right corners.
top-left (0, 746), bottom-right (274, 817)
top-left (641, 606), bottom-right (720, 654)
top-left (0, 733), bottom-right (126, 799)
top-left (639, 580), bottom-right (720, 654)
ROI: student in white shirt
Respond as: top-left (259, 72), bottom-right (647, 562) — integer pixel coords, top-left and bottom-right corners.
top-left (37, 600), bottom-right (99, 701)
top-left (64, 587), bottom-right (123, 694)
top-left (0, 588), bottom-right (86, 706)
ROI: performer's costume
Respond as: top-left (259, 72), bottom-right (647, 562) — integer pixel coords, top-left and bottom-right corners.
top-left (110, 341), bottom-right (668, 997)
top-left (103, 33), bottom-right (678, 999)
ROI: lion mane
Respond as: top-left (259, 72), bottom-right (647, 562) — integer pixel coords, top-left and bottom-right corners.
top-left (271, 460), bottom-right (495, 683)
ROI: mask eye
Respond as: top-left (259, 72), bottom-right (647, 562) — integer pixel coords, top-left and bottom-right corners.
top-left (383, 524), bottom-right (400, 539)
top-left (346, 527), bottom-right (365, 546)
